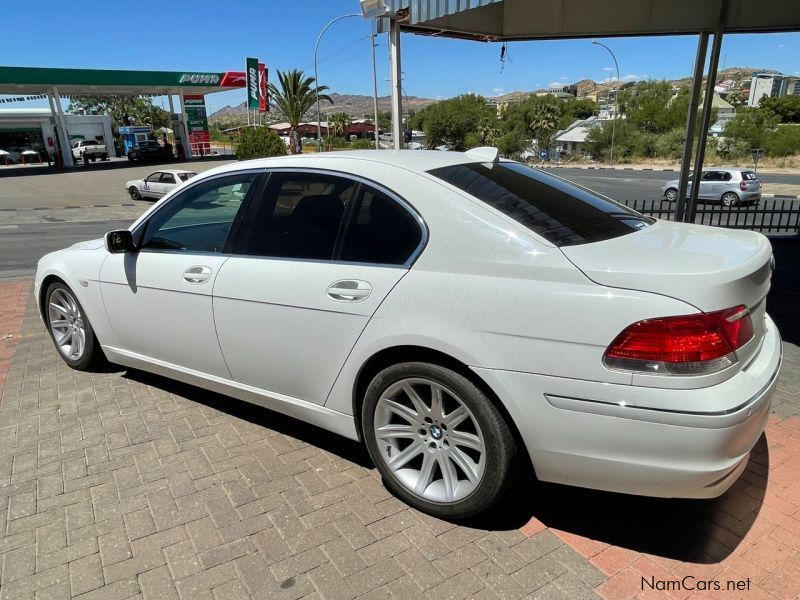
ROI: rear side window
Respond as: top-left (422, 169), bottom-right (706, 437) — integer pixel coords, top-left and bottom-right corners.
top-left (235, 173), bottom-right (355, 260)
top-left (428, 162), bottom-right (651, 246)
top-left (340, 187), bottom-right (422, 265)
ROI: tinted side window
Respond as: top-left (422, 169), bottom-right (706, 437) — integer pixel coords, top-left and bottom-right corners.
top-left (160, 173), bottom-right (177, 184)
top-left (235, 173), bottom-right (355, 260)
top-left (721, 172), bottom-right (732, 181)
top-left (141, 173), bottom-right (256, 253)
top-left (340, 187), bottom-right (422, 265)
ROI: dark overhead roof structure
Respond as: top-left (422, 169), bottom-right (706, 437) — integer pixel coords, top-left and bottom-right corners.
top-left (381, 0), bottom-right (800, 39)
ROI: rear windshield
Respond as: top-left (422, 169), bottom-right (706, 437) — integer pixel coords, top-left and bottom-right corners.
top-left (428, 161), bottom-right (652, 246)
top-left (178, 172), bottom-right (197, 182)
top-left (741, 171), bottom-right (758, 180)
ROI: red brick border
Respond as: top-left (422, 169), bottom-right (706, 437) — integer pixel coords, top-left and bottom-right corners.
top-left (521, 415), bottom-right (800, 599)
top-left (0, 278), bottom-right (33, 398)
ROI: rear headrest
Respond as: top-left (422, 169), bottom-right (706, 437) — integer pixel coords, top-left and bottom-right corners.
top-left (293, 194), bottom-right (344, 222)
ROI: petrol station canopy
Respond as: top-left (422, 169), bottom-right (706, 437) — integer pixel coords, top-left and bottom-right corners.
top-left (0, 66), bottom-right (246, 96)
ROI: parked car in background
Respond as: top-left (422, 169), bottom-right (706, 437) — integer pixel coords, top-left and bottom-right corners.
top-left (35, 149), bottom-right (781, 519)
top-left (126, 170), bottom-right (197, 200)
top-left (71, 139), bottom-right (108, 163)
top-left (127, 140), bottom-right (173, 162)
top-left (662, 168), bottom-right (762, 206)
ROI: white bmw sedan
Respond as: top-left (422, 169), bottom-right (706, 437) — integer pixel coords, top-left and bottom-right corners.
top-left (36, 149), bottom-right (782, 519)
top-left (126, 169), bottom-right (197, 200)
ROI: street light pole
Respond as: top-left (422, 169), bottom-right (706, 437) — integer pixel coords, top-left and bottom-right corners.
top-left (371, 33), bottom-right (380, 149)
top-left (592, 41), bottom-right (620, 166)
top-left (315, 13), bottom-right (360, 152)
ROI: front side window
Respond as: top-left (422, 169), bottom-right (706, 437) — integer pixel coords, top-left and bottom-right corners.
top-left (340, 186), bottom-right (422, 265)
top-left (141, 173), bottom-right (256, 253)
top-left (428, 161), bottom-right (651, 247)
top-left (145, 173), bottom-right (161, 183)
top-left (235, 172), bottom-right (355, 260)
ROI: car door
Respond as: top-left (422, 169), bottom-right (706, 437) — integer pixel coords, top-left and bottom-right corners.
top-left (699, 171), bottom-right (720, 200)
top-left (98, 171), bottom-right (261, 377)
top-left (141, 172), bottom-right (163, 198)
top-left (212, 170), bottom-right (425, 405)
top-left (159, 172), bottom-right (177, 195)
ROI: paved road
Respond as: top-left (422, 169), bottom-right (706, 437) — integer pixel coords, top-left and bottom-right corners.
top-left (543, 167), bottom-right (800, 202)
top-left (0, 219), bottom-right (132, 278)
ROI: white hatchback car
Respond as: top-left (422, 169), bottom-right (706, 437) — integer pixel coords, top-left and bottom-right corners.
top-left (36, 149), bottom-right (781, 519)
top-left (126, 169), bottom-right (197, 200)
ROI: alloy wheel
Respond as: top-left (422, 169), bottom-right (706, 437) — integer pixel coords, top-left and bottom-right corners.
top-left (373, 377), bottom-right (486, 503)
top-left (48, 288), bottom-right (86, 361)
top-left (665, 188), bottom-right (678, 202)
top-left (722, 193), bottom-right (739, 207)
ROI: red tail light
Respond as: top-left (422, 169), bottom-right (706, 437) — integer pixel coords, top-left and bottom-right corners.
top-left (604, 305), bottom-right (754, 375)
top-left (740, 181), bottom-right (747, 191)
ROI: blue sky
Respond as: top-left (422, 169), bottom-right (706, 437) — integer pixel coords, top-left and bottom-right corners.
top-left (3, 0), bottom-right (799, 115)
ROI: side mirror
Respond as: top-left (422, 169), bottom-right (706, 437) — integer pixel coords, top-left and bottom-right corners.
top-left (105, 230), bottom-right (137, 254)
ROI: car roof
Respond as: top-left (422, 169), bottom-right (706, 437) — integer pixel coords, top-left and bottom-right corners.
top-left (209, 150), bottom-right (480, 177)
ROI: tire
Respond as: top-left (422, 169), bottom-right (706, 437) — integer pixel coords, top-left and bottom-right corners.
top-left (721, 192), bottom-right (739, 207)
top-left (128, 186), bottom-right (142, 200)
top-left (362, 362), bottom-right (516, 519)
top-left (664, 188), bottom-right (678, 202)
top-left (44, 282), bottom-right (103, 371)
top-left (127, 153), bottom-right (135, 162)
top-left (101, 153), bottom-right (108, 161)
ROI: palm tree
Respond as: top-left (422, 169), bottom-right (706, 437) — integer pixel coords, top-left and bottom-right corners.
top-left (329, 112), bottom-right (352, 140)
top-left (268, 69), bottom-right (332, 154)
top-left (527, 103), bottom-right (562, 154)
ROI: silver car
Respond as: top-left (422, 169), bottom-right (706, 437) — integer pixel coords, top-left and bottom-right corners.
top-left (662, 168), bottom-right (762, 207)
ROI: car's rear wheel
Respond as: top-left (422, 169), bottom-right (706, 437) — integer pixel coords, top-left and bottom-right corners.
top-left (362, 362), bottom-right (516, 519)
top-left (128, 186), bottom-right (142, 200)
top-left (44, 282), bottom-right (103, 371)
top-left (664, 188), bottom-right (678, 202)
top-left (722, 192), bottom-right (739, 207)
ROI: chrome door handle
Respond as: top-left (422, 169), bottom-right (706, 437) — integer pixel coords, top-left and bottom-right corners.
top-left (183, 265), bottom-right (212, 284)
top-left (327, 280), bottom-right (372, 302)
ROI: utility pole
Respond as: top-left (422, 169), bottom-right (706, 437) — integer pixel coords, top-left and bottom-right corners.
top-left (371, 33), bottom-right (380, 149)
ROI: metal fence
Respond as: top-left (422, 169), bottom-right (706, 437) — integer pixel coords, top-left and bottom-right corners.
top-left (621, 198), bottom-right (800, 236)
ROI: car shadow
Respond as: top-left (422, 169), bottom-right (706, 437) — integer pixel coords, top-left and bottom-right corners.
top-left (766, 236), bottom-right (800, 345)
top-left (121, 367), bottom-right (373, 469)
top-left (467, 434), bottom-right (769, 563)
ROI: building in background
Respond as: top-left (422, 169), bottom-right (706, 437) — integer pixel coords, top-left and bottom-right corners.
top-left (747, 72), bottom-right (800, 107)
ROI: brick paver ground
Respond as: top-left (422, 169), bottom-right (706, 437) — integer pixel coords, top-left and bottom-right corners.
top-left (1, 277), bottom-right (799, 600)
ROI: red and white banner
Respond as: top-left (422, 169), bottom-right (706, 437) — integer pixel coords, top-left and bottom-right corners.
top-left (258, 63), bottom-right (268, 112)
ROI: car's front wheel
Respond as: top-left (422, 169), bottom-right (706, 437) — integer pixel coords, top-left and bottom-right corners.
top-left (44, 282), bottom-right (103, 371)
top-left (664, 188), bottom-right (678, 202)
top-left (722, 192), bottom-right (739, 207)
top-left (128, 186), bottom-right (141, 200)
top-left (362, 362), bottom-right (516, 519)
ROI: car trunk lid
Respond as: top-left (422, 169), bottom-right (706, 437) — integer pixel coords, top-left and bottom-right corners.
top-left (561, 219), bottom-right (773, 367)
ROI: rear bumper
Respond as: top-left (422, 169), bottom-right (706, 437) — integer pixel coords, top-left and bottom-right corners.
top-left (474, 314), bottom-right (782, 499)
top-left (740, 191), bottom-right (761, 203)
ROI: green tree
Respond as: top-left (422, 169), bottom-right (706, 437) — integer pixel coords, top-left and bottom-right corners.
top-left (328, 112), bottom-right (352, 138)
top-left (235, 127), bottom-right (288, 160)
top-left (411, 94), bottom-right (494, 150)
top-left (585, 120), bottom-right (644, 162)
top-left (268, 69), bottom-right (331, 154)
top-left (766, 124), bottom-right (800, 164)
top-left (68, 96), bottom-right (170, 131)
top-left (618, 80), bottom-right (681, 134)
top-left (761, 95), bottom-right (800, 124)
top-left (723, 107), bottom-right (778, 149)
top-left (559, 98), bottom-right (598, 129)
top-left (526, 100), bottom-right (561, 152)
top-left (726, 90), bottom-right (746, 108)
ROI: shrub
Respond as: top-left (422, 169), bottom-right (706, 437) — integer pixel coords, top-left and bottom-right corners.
top-left (236, 127), bottom-right (287, 160)
top-left (351, 139), bottom-right (375, 149)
